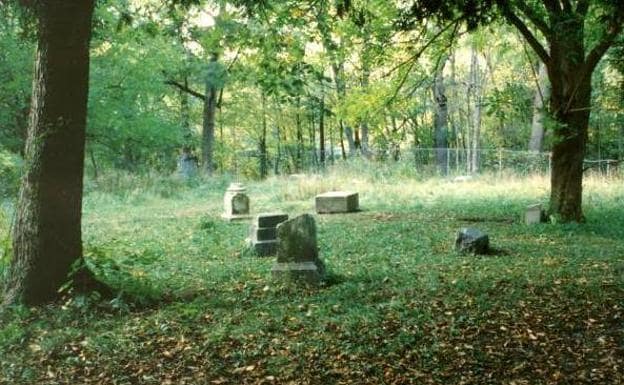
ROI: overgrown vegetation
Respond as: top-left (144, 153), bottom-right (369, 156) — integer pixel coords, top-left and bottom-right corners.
top-left (1, 170), bottom-right (622, 384)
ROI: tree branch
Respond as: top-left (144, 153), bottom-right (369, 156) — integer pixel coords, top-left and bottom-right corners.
top-left (501, 6), bottom-right (551, 65)
top-left (575, 0), bottom-right (589, 17)
top-left (515, 2), bottom-right (552, 37)
top-left (542, 0), bottom-right (562, 15)
top-left (164, 79), bottom-right (205, 100)
top-left (584, 22), bottom-right (623, 74)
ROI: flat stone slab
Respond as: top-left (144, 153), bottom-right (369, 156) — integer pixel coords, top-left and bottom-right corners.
top-left (255, 213), bottom-right (289, 228)
top-left (315, 191), bottom-right (359, 214)
top-left (525, 203), bottom-right (543, 225)
top-left (455, 227), bottom-right (489, 254)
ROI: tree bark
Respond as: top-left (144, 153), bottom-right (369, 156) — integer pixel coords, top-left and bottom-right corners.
top-left (547, 27), bottom-right (592, 222)
top-left (528, 62), bottom-right (550, 152)
top-left (202, 53), bottom-right (219, 175)
top-left (259, 92), bottom-right (268, 178)
top-left (4, 0), bottom-right (96, 305)
top-left (433, 57), bottom-right (449, 175)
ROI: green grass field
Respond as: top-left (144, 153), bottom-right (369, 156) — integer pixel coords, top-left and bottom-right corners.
top-left (1, 168), bottom-right (623, 384)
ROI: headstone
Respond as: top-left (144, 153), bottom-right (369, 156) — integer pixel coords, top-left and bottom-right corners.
top-left (271, 214), bottom-right (325, 284)
top-left (222, 183), bottom-right (251, 221)
top-left (248, 213), bottom-right (288, 256)
top-left (315, 191), bottom-right (359, 214)
top-left (455, 228), bottom-right (489, 254)
top-left (177, 150), bottom-right (198, 179)
top-left (525, 203), bottom-right (543, 225)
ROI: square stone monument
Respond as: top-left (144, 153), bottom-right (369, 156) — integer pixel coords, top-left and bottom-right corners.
top-left (315, 191), bottom-right (359, 214)
top-left (248, 213), bottom-right (288, 256)
top-left (525, 203), bottom-right (543, 225)
top-left (222, 183), bottom-right (251, 221)
top-left (455, 228), bottom-right (489, 254)
top-left (271, 214), bottom-right (325, 284)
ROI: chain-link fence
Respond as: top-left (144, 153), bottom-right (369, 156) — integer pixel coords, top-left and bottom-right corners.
top-left (225, 147), bottom-right (622, 179)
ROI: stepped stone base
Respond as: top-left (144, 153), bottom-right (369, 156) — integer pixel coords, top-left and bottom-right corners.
top-left (315, 191), bottom-right (359, 214)
top-left (248, 213), bottom-right (288, 257)
top-left (249, 239), bottom-right (278, 257)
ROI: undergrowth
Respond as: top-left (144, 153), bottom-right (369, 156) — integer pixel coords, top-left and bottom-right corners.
top-left (1, 169), bottom-right (623, 384)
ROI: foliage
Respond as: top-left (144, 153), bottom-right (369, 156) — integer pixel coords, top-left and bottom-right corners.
top-left (0, 151), bottom-right (22, 198)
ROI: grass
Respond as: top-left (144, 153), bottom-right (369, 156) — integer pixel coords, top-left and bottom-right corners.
top-left (1, 168), bottom-right (623, 385)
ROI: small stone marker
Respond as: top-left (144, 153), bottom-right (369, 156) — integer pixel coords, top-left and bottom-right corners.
top-left (525, 203), bottom-right (542, 225)
top-left (248, 213), bottom-right (288, 256)
top-left (272, 214), bottom-right (325, 284)
top-left (455, 228), bottom-right (489, 254)
top-left (222, 183), bottom-right (251, 221)
top-left (315, 191), bottom-right (359, 214)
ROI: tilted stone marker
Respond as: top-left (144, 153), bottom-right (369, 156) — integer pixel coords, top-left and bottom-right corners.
top-left (272, 214), bottom-right (325, 284)
top-left (455, 228), bottom-right (489, 254)
top-left (315, 191), bottom-right (359, 214)
top-left (248, 212), bottom-right (288, 256)
top-left (222, 183), bottom-right (251, 221)
top-left (525, 203), bottom-right (543, 225)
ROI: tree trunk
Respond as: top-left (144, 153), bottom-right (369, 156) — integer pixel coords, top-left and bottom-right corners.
top-left (202, 53), bottom-right (219, 175)
top-left (529, 62), bottom-right (550, 152)
top-left (4, 0), bottom-right (95, 305)
top-left (259, 92), bottom-right (268, 178)
top-left (433, 57), bottom-right (449, 175)
top-left (319, 94), bottom-right (326, 167)
top-left (468, 47), bottom-right (482, 173)
top-left (547, 37), bottom-right (592, 222)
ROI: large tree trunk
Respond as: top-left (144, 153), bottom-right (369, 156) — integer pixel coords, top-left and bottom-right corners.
top-left (547, 34), bottom-right (592, 222)
top-left (433, 57), bottom-right (449, 175)
top-left (4, 0), bottom-right (95, 305)
top-left (202, 53), bottom-right (219, 175)
top-left (528, 62), bottom-right (550, 152)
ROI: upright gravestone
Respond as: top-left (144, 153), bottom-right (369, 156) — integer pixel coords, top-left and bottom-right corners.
top-left (248, 213), bottom-right (289, 256)
top-left (272, 214), bottom-right (325, 284)
top-left (177, 149), bottom-right (198, 179)
top-left (315, 191), bottom-right (359, 214)
top-left (455, 228), bottom-right (489, 254)
top-left (222, 183), bottom-right (251, 221)
top-left (525, 203), bottom-right (543, 225)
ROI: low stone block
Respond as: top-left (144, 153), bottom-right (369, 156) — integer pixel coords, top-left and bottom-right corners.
top-left (525, 203), bottom-right (543, 225)
top-left (271, 214), bottom-right (325, 284)
top-left (455, 228), bottom-right (489, 254)
top-left (255, 213), bottom-right (289, 228)
top-left (315, 191), bottom-right (359, 214)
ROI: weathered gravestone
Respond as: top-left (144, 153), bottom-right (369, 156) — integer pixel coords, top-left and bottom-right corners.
top-left (177, 149), bottom-right (198, 179)
top-left (315, 191), bottom-right (359, 214)
top-left (525, 203), bottom-right (543, 225)
top-left (248, 212), bottom-right (289, 256)
top-left (271, 214), bottom-right (325, 284)
top-left (455, 228), bottom-right (489, 254)
top-left (222, 183), bottom-right (251, 221)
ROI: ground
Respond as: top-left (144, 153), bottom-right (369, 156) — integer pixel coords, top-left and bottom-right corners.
top-left (1, 165), bottom-right (623, 384)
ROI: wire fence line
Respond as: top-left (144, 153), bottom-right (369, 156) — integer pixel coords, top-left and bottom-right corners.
top-left (221, 147), bottom-right (623, 179)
